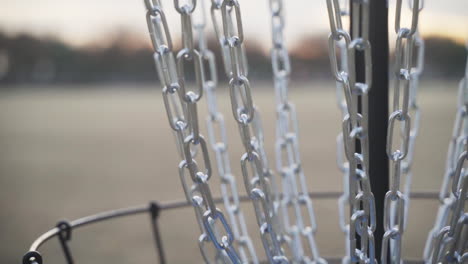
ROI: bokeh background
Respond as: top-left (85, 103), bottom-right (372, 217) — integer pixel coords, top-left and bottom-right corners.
top-left (1, 0), bottom-right (467, 263)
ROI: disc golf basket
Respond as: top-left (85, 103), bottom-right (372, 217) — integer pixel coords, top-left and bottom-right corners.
top-left (22, 0), bottom-right (467, 264)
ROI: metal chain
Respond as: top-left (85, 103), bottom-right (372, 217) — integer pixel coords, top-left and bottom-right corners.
top-left (194, 0), bottom-right (259, 263)
top-left (424, 43), bottom-right (468, 264)
top-left (326, 0), bottom-right (376, 263)
top-left (382, 1), bottom-right (422, 263)
top-left (210, 1), bottom-right (289, 263)
top-left (399, 30), bottom-right (424, 231)
top-left (330, 3), bottom-right (351, 263)
top-left (144, 0), bottom-right (243, 263)
top-left (268, 1), bottom-right (325, 263)
top-left (142, 1), bottom-right (468, 263)
top-left (395, 1), bottom-right (425, 235)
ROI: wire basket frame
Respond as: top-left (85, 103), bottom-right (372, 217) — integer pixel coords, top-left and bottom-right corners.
top-left (22, 191), bottom-right (438, 264)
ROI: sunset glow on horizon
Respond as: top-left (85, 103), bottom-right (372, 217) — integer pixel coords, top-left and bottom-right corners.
top-left (0, 0), bottom-right (466, 48)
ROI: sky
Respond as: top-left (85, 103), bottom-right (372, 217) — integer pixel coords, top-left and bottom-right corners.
top-left (0, 0), bottom-right (467, 48)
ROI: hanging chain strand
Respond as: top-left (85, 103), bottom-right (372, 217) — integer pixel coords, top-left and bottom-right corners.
top-left (330, 1), bottom-right (351, 263)
top-left (326, 0), bottom-right (376, 263)
top-left (424, 42), bottom-right (468, 264)
top-left (267, 1), bottom-right (325, 263)
top-left (210, 0), bottom-right (289, 263)
top-left (400, 27), bottom-right (424, 234)
top-left (382, 1), bottom-right (422, 263)
top-left (144, 0), bottom-right (243, 262)
top-left (194, 0), bottom-right (259, 263)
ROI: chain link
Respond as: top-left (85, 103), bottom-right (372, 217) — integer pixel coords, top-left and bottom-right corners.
top-left (329, 3), bottom-right (352, 263)
top-left (211, 1), bottom-right (289, 263)
top-left (195, 0), bottom-right (258, 262)
top-left (383, 1), bottom-right (422, 263)
top-left (424, 43), bottom-right (468, 264)
top-left (144, 1), bottom-right (243, 263)
top-left (268, 1), bottom-right (325, 263)
top-left (326, 0), bottom-right (376, 263)
top-left (400, 28), bottom-right (424, 232)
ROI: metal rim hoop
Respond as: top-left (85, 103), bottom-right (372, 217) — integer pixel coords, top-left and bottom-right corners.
top-left (22, 191), bottom-right (438, 264)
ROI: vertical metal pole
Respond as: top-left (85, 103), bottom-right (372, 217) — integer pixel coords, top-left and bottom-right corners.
top-left (56, 220), bottom-right (74, 264)
top-left (350, 0), bottom-right (389, 262)
top-left (367, 1), bottom-right (389, 262)
top-left (150, 202), bottom-right (166, 264)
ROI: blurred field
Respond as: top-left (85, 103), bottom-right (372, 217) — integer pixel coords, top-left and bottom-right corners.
top-left (0, 80), bottom-right (460, 263)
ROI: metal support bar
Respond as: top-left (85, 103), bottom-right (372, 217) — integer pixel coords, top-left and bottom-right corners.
top-left (56, 220), bottom-right (74, 264)
top-left (149, 202), bottom-right (166, 264)
top-left (367, 0), bottom-right (389, 262)
top-left (351, 0), bottom-right (389, 262)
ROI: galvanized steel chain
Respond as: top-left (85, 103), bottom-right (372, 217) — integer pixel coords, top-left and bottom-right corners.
top-left (144, 0), bottom-right (242, 262)
top-left (329, 1), bottom-right (351, 263)
top-left (326, 0), bottom-right (376, 263)
top-left (382, 1), bottom-right (422, 263)
top-left (268, 0), bottom-right (325, 263)
top-left (194, 0), bottom-right (259, 262)
top-left (210, 0), bottom-right (289, 263)
top-left (424, 43), bottom-right (468, 264)
top-left (399, 31), bottom-right (424, 232)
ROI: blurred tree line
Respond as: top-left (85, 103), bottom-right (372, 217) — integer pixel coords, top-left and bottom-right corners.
top-left (0, 31), bottom-right (465, 87)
